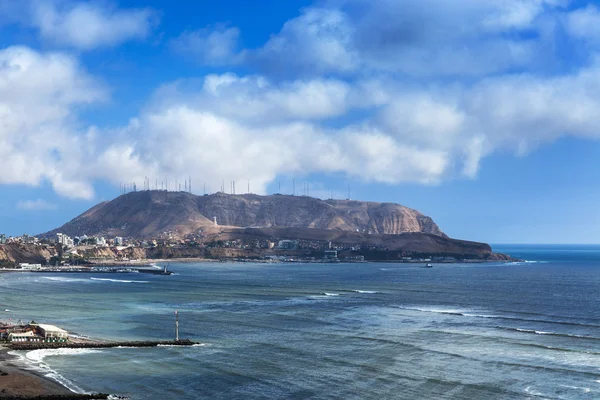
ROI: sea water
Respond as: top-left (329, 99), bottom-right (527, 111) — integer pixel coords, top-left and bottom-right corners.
top-left (1, 245), bottom-right (600, 399)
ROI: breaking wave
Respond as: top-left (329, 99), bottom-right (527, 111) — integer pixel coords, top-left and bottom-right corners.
top-left (90, 278), bottom-right (149, 284)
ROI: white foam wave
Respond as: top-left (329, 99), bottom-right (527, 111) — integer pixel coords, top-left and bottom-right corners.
top-left (398, 306), bottom-right (466, 315)
top-left (559, 385), bottom-right (593, 394)
top-left (10, 349), bottom-right (101, 394)
top-left (90, 277), bottom-right (148, 284)
top-left (26, 348), bottom-right (102, 363)
top-left (516, 328), bottom-right (552, 335)
top-left (149, 263), bottom-right (162, 270)
top-left (323, 293), bottom-right (340, 296)
top-left (503, 327), bottom-right (598, 339)
top-left (353, 290), bottom-right (378, 294)
top-left (4, 308), bottom-right (11, 312)
top-left (157, 343), bottom-right (206, 347)
top-left (43, 277), bottom-right (87, 283)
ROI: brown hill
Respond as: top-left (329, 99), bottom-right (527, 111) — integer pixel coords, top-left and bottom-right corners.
top-left (42, 191), bottom-right (447, 239)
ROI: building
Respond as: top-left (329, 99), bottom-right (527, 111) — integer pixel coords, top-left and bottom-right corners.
top-left (19, 263), bottom-right (42, 270)
top-left (96, 237), bottom-right (107, 246)
top-left (32, 324), bottom-right (69, 342)
top-left (0, 234), bottom-right (7, 244)
top-left (114, 236), bottom-right (124, 246)
top-left (277, 240), bottom-right (299, 250)
top-left (56, 233), bottom-right (74, 248)
top-left (324, 250), bottom-right (338, 260)
top-left (8, 331), bottom-right (40, 343)
top-left (21, 235), bottom-right (38, 244)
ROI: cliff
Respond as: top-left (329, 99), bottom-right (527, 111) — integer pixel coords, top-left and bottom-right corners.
top-left (0, 244), bottom-right (54, 265)
top-left (42, 191), bottom-right (447, 239)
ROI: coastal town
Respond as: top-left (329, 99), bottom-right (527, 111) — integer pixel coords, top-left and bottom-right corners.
top-left (0, 230), bottom-right (479, 269)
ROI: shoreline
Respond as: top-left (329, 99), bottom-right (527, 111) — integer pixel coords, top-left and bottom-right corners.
top-left (0, 344), bottom-right (75, 397)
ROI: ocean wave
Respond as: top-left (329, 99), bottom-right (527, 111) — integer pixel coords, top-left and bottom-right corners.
top-left (323, 293), bottom-right (340, 296)
top-left (26, 348), bottom-right (103, 363)
top-left (497, 326), bottom-right (600, 340)
top-left (4, 308), bottom-right (11, 312)
top-left (157, 343), bottom-right (206, 347)
top-left (90, 278), bottom-right (149, 284)
top-left (43, 277), bottom-right (88, 283)
top-left (396, 306), bottom-right (600, 328)
top-left (396, 306), bottom-right (467, 316)
top-left (353, 290), bottom-right (378, 294)
top-left (10, 348), bottom-right (101, 394)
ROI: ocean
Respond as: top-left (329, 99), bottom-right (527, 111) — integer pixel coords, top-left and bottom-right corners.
top-left (1, 245), bottom-right (600, 399)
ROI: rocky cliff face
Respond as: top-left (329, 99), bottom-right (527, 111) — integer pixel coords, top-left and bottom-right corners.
top-left (0, 244), bottom-right (54, 265)
top-left (42, 191), bottom-right (447, 239)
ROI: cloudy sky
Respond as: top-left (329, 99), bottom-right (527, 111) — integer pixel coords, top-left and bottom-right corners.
top-left (1, 0), bottom-right (600, 244)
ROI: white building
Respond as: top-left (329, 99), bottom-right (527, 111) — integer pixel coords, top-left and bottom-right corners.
top-left (33, 324), bottom-right (69, 341)
top-left (19, 263), bottom-right (42, 270)
top-left (8, 331), bottom-right (39, 342)
top-left (56, 233), bottom-right (74, 248)
top-left (114, 237), bottom-right (123, 246)
top-left (96, 237), bottom-right (107, 246)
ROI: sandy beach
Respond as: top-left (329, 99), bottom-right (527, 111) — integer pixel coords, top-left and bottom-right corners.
top-left (0, 345), bottom-right (73, 397)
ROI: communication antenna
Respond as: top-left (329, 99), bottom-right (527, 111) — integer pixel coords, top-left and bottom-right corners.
top-left (204, 182), bottom-right (206, 195)
top-left (347, 183), bottom-right (350, 200)
top-left (189, 176), bottom-right (192, 194)
top-left (293, 178), bottom-right (295, 196)
top-left (175, 310), bottom-right (179, 342)
top-left (278, 181), bottom-right (281, 194)
top-left (248, 180), bottom-right (250, 194)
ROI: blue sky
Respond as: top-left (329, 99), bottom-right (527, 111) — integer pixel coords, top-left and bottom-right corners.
top-left (1, 0), bottom-right (600, 244)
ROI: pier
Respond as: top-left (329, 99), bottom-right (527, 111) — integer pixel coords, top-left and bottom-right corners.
top-left (8, 339), bottom-right (197, 351)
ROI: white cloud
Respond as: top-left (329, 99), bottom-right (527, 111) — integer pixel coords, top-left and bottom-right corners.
top-left (565, 5), bottom-right (600, 43)
top-left (17, 199), bottom-right (57, 210)
top-left (171, 25), bottom-right (242, 65)
top-left (0, 46), bottom-right (106, 199)
top-left (250, 7), bottom-right (358, 76)
top-left (231, 0), bottom-right (575, 77)
top-left (29, 0), bottom-right (156, 49)
top-left (5, 1), bottom-right (600, 202)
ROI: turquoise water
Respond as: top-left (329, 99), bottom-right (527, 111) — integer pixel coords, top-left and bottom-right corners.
top-left (1, 246), bottom-right (600, 399)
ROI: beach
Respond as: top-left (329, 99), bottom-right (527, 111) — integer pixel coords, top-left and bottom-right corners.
top-left (0, 345), bottom-right (73, 397)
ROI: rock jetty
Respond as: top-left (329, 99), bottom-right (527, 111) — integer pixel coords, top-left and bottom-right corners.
top-left (9, 339), bottom-right (197, 351)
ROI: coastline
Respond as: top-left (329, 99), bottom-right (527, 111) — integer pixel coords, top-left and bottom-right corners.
top-left (0, 344), bottom-right (74, 397)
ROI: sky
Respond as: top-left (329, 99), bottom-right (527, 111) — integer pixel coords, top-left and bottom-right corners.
top-left (1, 0), bottom-right (600, 244)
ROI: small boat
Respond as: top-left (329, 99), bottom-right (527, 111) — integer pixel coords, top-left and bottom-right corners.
top-left (157, 266), bottom-right (173, 275)
top-left (422, 263), bottom-right (433, 268)
top-left (137, 265), bottom-right (173, 275)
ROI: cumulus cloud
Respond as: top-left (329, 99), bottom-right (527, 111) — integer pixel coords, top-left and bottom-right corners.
top-left (228, 0), bottom-right (575, 77)
top-left (171, 25), bottom-right (242, 65)
top-left (29, 0), bottom-right (157, 49)
top-left (17, 199), bottom-right (57, 210)
top-left (0, 46), bottom-right (106, 199)
top-left (5, 1), bottom-right (600, 201)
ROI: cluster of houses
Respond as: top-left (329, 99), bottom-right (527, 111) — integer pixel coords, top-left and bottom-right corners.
top-left (0, 322), bottom-right (69, 343)
top-left (0, 233), bottom-right (125, 249)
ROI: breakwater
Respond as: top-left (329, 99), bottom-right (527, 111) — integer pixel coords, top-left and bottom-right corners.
top-left (0, 395), bottom-right (110, 400)
top-left (9, 339), bottom-right (197, 351)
